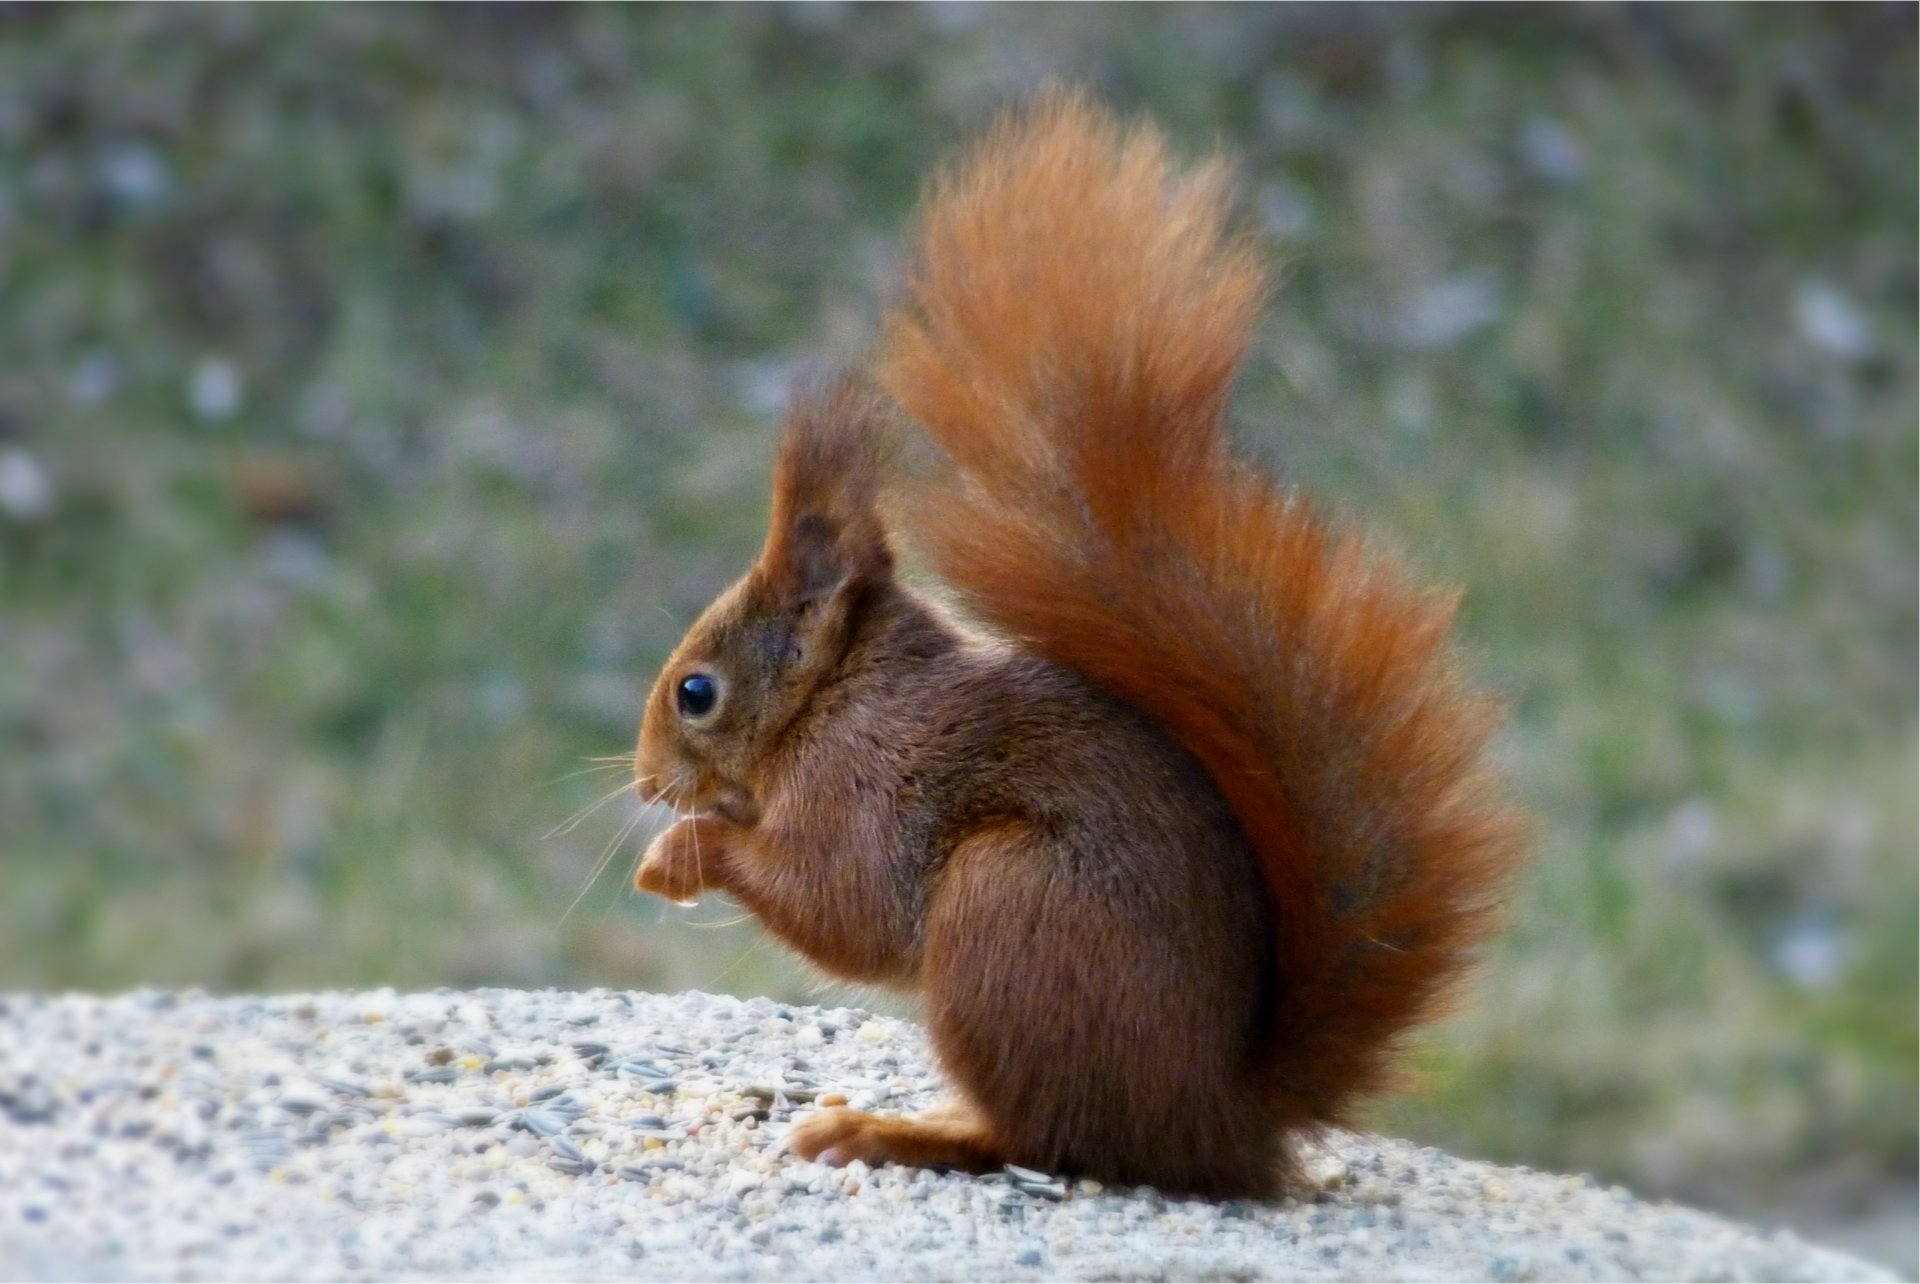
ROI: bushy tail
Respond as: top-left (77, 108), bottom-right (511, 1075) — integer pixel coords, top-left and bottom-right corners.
top-left (880, 94), bottom-right (1526, 1131)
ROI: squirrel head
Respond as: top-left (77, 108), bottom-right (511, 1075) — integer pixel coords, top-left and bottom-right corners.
top-left (636, 375), bottom-right (894, 824)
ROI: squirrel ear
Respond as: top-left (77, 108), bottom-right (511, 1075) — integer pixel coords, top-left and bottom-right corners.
top-left (760, 374), bottom-right (893, 604)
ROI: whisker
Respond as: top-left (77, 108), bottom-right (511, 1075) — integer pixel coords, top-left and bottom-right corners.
top-left (625, 785), bottom-right (678, 901)
top-left (544, 761), bottom-right (633, 788)
top-left (688, 804), bottom-right (705, 907)
top-left (703, 929), bottom-right (774, 991)
top-left (558, 801), bottom-right (649, 926)
top-left (686, 909), bottom-right (756, 931)
top-left (544, 779), bottom-right (639, 841)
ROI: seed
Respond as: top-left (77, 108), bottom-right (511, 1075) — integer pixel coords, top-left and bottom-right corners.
top-left (394, 1114), bottom-right (452, 1137)
top-left (483, 1056), bottom-right (542, 1074)
top-left (517, 1110), bottom-right (565, 1137)
top-left (615, 1060), bottom-right (670, 1082)
top-left (744, 1084), bottom-right (816, 1105)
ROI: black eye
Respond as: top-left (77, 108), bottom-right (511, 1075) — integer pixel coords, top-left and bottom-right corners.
top-left (676, 673), bottom-right (717, 719)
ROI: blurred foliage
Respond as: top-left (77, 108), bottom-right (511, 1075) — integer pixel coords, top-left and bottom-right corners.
top-left (0, 1), bottom-right (1912, 1258)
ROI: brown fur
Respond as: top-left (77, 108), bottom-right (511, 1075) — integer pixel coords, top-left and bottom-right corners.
top-left (633, 94), bottom-right (1526, 1199)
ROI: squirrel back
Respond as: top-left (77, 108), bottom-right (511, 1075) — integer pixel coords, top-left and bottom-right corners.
top-left (880, 94), bottom-right (1527, 1135)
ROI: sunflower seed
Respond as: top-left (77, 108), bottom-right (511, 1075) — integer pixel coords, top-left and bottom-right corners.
top-left (629, 1127), bottom-right (686, 1141)
top-left (616, 1060), bottom-right (673, 1081)
top-left (517, 1109), bottom-right (566, 1137)
top-left (1014, 1178), bottom-right (1067, 1201)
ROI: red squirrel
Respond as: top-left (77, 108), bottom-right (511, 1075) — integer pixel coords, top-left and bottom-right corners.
top-left (630, 94), bottom-right (1526, 1199)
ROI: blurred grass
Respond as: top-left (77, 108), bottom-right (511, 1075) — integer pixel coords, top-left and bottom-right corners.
top-left (1, 2), bottom-right (1912, 1258)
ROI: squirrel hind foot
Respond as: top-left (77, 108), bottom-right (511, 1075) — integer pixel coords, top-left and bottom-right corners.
top-left (788, 1106), bottom-right (1006, 1175)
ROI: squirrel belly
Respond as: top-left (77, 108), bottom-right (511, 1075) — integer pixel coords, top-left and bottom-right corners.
top-left (631, 94), bottom-right (1526, 1198)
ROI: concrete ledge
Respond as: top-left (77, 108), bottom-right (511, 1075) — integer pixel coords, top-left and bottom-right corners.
top-left (0, 988), bottom-right (1892, 1282)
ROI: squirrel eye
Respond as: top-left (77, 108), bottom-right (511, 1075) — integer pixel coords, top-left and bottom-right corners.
top-left (676, 673), bottom-right (718, 719)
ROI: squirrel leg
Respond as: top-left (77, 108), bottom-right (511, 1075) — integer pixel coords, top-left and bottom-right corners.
top-left (788, 1101), bottom-right (1006, 1174)
top-left (918, 820), bottom-right (1283, 1197)
top-left (634, 816), bottom-right (739, 904)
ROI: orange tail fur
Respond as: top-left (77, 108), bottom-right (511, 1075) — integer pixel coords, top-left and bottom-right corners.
top-left (881, 94), bottom-right (1526, 1130)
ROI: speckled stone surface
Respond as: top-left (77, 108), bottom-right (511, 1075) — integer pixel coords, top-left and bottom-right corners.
top-left (0, 989), bottom-right (1894, 1282)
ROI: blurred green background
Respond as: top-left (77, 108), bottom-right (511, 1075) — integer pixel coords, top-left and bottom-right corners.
top-left (2, 3), bottom-right (1913, 1270)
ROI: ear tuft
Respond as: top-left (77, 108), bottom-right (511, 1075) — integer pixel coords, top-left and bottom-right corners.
top-left (761, 373), bottom-right (894, 602)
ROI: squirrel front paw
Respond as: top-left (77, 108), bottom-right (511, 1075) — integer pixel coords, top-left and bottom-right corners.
top-left (634, 817), bottom-right (725, 904)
